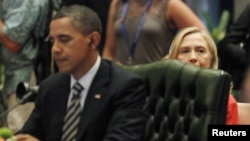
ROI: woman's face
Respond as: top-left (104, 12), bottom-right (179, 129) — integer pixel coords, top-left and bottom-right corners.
top-left (176, 33), bottom-right (212, 68)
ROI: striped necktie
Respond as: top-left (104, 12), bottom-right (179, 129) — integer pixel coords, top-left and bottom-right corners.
top-left (61, 82), bottom-right (84, 141)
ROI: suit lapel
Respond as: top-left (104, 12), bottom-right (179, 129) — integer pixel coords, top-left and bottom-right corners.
top-left (46, 74), bottom-right (70, 136)
top-left (77, 60), bottom-right (111, 140)
top-left (55, 74), bottom-right (71, 118)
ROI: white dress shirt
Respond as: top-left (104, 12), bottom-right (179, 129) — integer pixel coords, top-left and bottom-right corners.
top-left (67, 56), bottom-right (101, 109)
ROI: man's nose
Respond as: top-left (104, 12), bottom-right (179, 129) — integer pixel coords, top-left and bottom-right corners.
top-left (51, 41), bottom-right (62, 54)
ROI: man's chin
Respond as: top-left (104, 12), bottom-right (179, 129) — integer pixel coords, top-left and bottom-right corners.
top-left (58, 68), bottom-right (71, 74)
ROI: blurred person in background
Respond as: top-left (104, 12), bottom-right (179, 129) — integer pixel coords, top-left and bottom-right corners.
top-left (0, 0), bottom-right (49, 132)
top-left (103, 0), bottom-right (207, 66)
top-left (217, 4), bottom-right (250, 102)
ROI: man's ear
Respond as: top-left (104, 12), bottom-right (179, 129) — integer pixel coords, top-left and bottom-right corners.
top-left (88, 38), bottom-right (94, 47)
top-left (87, 31), bottom-right (101, 49)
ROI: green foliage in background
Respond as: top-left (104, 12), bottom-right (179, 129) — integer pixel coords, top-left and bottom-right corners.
top-left (202, 10), bottom-right (230, 43)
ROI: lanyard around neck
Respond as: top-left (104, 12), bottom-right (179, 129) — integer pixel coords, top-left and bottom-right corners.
top-left (120, 0), bottom-right (152, 64)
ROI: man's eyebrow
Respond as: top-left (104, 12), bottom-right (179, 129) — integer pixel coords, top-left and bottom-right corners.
top-left (57, 34), bottom-right (70, 38)
top-left (47, 34), bottom-right (71, 41)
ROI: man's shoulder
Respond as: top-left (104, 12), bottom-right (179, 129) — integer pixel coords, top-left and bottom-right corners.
top-left (102, 59), bottom-right (144, 84)
top-left (39, 73), bottom-right (70, 86)
top-left (103, 59), bottom-right (142, 77)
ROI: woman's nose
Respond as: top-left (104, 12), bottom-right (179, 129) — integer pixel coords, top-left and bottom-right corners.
top-left (189, 51), bottom-right (197, 64)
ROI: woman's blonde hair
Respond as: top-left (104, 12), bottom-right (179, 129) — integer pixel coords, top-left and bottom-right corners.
top-left (168, 27), bottom-right (218, 69)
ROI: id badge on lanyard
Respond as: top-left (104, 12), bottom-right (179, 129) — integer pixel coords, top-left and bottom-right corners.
top-left (120, 0), bottom-right (152, 65)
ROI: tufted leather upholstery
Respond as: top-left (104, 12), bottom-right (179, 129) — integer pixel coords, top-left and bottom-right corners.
top-left (124, 59), bottom-right (231, 141)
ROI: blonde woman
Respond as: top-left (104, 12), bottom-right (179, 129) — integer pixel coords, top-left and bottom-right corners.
top-left (166, 27), bottom-right (238, 124)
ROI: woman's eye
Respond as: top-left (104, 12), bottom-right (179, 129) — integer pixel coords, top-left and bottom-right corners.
top-left (198, 49), bottom-right (205, 53)
top-left (180, 49), bottom-right (189, 54)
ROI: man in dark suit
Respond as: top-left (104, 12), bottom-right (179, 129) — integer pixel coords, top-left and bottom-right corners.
top-left (15, 5), bottom-right (147, 141)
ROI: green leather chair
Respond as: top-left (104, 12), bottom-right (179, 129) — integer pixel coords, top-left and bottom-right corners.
top-left (124, 59), bottom-right (231, 141)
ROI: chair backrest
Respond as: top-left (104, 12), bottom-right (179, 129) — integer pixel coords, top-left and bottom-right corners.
top-left (124, 59), bottom-right (231, 141)
top-left (237, 102), bottom-right (250, 124)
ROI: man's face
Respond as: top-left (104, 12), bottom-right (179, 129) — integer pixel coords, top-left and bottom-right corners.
top-left (176, 33), bottom-right (212, 69)
top-left (50, 17), bottom-right (92, 77)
